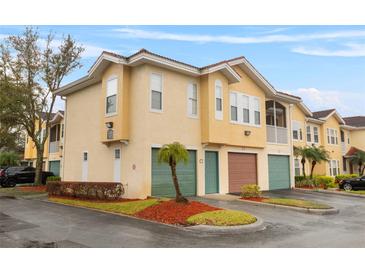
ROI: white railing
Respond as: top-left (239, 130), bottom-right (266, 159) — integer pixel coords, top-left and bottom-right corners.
top-left (49, 141), bottom-right (59, 153)
top-left (341, 142), bottom-right (346, 155)
top-left (267, 125), bottom-right (288, 144)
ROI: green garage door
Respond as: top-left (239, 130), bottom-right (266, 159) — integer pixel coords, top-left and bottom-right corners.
top-left (49, 160), bottom-right (60, 177)
top-left (151, 148), bottom-right (196, 197)
top-left (268, 155), bottom-right (290, 190)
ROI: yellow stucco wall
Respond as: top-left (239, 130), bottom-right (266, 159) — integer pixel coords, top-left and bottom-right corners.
top-left (350, 130), bottom-right (365, 151)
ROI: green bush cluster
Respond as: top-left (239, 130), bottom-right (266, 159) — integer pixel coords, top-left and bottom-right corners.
top-left (46, 176), bottom-right (61, 182)
top-left (335, 174), bottom-right (358, 184)
top-left (314, 176), bottom-right (335, 189)
top-left (240, 184), bottom-right (261, 198)
top-left (295, 176), bottom-right (306, 183)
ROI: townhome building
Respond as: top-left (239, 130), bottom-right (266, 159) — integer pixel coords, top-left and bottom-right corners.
top-left (54, 49), bottom-right (304, 199)
top-left (23, 111), bottom-right (65, 177)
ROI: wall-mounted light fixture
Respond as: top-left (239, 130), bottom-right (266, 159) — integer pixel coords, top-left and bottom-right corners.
top-left (244, 130), bottom-right (251, 136)
top-left (106, 122), bottom-right (113, 129)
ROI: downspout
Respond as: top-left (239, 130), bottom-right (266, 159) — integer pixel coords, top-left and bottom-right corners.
top-left (289, 104), bottom-right (295, 188)
top-left (61, 96), bottom-right (67, 180)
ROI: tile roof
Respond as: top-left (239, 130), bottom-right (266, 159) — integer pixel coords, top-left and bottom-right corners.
top-left (343, 116), bottom-right (365, 127)
top-left (345, 146), bottom-right (365, 157)
top-left (312, 109), bottom-right (336, 119)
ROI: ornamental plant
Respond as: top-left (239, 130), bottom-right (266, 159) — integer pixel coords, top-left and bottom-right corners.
top-left (240, 184), bottom-right (261, 198)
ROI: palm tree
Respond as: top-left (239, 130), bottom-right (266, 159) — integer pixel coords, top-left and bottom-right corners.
top-left (293, 146), bottom-right (311, 178)
top-left (158, 142), bottom-right (189, 203)
top-left (0, 151), bottom-right (19, 166)
top-left (306, 146), bottom-right (330, 179)
top-left (350, 151), bottom-right (365, 176)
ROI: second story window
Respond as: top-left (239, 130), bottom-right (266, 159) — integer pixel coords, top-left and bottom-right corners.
top-left (106, 77), bottom-right (118, 115)
top-left (327, 128), bottom-right (338, 145)
top-left (150, 73), bottom-right (163, 111)
top-left (242, 95), bottom-right (250, 123)
top-left (215, 80), bottom-right (223, 120)
top-left (253, 97), bottom-right (260, 125)
top-left (292, 121), bottom-right (302, 141)
top-left (230, 93), bottom-right (238, 122)
top-left (187, 83), bottom-right (198, 117)
top-left (313, 126), bottom-right (319, 143)
top-left (306, 126), bottom-right (312, 143)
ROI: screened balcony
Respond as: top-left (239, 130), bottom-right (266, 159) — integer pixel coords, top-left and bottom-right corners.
top-left (266, 100), bottom-right (288, 144)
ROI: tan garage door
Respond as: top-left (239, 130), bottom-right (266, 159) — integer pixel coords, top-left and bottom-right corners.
top-left (228, 152), bottom-right (257, 193)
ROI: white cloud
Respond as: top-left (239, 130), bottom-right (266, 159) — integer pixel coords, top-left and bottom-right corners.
top-left (113, 28), bottom-right (365, 44)
top-left (287, 88), bottom-right (364, 116)
top-left (292, 43), bottom-right (365, 57)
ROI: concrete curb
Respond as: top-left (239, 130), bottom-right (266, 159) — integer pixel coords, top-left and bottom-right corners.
top-left (238, 198), bottom-right (339, 215)
top-left (44, 199), bottom-right (265, 234)
top-left (294, 188), bottom-right (365, 199)
top-left (183, 216), bottom-right (266, 235)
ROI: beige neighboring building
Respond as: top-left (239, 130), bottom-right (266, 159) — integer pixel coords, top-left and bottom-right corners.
top-left (23, 111), bottom-right (65, 177)
top-left (55, 49), bottom-right (305, 199)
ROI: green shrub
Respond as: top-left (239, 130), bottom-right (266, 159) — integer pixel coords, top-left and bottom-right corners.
top-left (0, 151), bottom-right (19, 166)
top-left (240, 184), bottom-right (261, 198)
top-left (295, 176), bottom-right (306, 183)
top-left (46, 176), bottom-right (61, 182)
top-left (295, 178), bottom-right (315, 188)
top-left (335, 174), bottom-right (358, 184)
top-left (314, 176), bottom-right (334, 189)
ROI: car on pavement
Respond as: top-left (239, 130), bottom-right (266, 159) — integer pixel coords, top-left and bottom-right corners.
top-left (339, 175), bottom-right (365, 191)
top-left (0, 166), bottom-right (54, 187)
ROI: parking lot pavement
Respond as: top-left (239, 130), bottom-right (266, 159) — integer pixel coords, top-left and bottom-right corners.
top-left (1, 191), bottom-right (365, 247)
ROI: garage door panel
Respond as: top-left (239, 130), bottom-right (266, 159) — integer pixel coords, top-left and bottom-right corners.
top-left (228, 153), bottom-right (257, 193)
top-left (152, 149), bottom-right (196, 197)
top-left (268, 155), bottom-right (290, 190)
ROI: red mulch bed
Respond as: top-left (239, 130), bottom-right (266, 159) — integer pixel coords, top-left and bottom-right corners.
top-left (18, 186), bottom-right (47, 192)
top-left (135, 200), bottom-right (220, 225)
top-left (296, 186), bottom-right (325, 190)
top-left (241, 197), bottom-right (266, 202)
top-left (48, 195), bottom-right (140, 203)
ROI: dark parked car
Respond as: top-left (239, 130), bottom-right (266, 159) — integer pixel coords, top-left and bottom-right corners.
top-left (339, 176), bottom-right (365, 191)
top-left (0, 166), bottom-right (54, 187)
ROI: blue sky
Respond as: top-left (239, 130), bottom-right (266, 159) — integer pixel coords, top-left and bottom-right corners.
top-left (1, 25), bottom-right (364, 116)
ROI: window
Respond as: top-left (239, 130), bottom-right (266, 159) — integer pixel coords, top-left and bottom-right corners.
top-left (215, 80), bottom-right (223, 120)
top-left (292, 121), bottom-right (302, 141)
top-left (230, 93), bottom-right (238, 122)
top-left (106, 77), bottom-right (118, 114)
top-left (294, 159), bottom-right (301, 176)
top-left (151, 73), bottom-right (162, 111)
top-left (348, 137), bottom-right (350, 144)
top-left (266, 101), bottom-right (286, 128)
top-left (115, 148), bottom-right (121, 159)
top-left (229, 92), bottom-right (261, 126)
top-left (83, 152), bottom-right (88, 161)
top-left (242, 95), bottom-right (250, 123)
top-left (306, 126), bottom-right (312, 143)
top-left (327, 128), bottom-right (338, 145)
top-left (340, 130), bottom-right (345, 142)
top-left (61, 124), bottom-right (64, 138)
top-left (187, 83), bottom-right (198, 117)
top-left (329, 160), bottom-right (340, 176)
top-left (342, 156), bottom-right (347, 172)
top-left (253, 97), bottom-right (260, 125)
top-left (313, 127), bottom-right (319, 143)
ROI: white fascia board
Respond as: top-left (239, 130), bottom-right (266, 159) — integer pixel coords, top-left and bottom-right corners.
top-left (200, 63), bottom-right (241, 83)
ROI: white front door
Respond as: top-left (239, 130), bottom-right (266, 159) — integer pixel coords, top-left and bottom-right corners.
top-left (82, 151), bottom-right (88, 181)
top-left (114, 148), bottom-right (121, 182)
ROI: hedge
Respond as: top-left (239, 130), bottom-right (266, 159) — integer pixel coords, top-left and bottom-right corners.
top-left (240, 184), bottom-right (261, 198)
top-left (335, 174), bottom-right (359, 184)
top-left (314, 176), bottom-right (335, 189)
top-left (46, 176), bottom-right (61, 182)
top-left (47, 181), bottom-right (125, 200)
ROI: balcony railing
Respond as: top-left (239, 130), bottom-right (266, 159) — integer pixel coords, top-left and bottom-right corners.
top-left (341, 142), bottom-right (347, 155)
top-left (267, 125), bottom-right (288, 144)
top-left (49, 141), bottom-right (60, 153)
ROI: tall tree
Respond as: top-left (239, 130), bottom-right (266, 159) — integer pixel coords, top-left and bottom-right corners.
top-left (157, 142), bottom-right (190, 203)
top-left (293, 146), bottom-right (311, 178)
top-left (306, 146), bottom-right (330, 178)
top-left (0, 27), bottom-right (84, 184)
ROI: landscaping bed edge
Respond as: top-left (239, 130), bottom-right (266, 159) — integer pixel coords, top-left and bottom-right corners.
top-left (294, 188), bottom-right (365, 198)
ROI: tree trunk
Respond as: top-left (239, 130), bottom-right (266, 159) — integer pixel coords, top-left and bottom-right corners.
top-left (361, 164), bottom-right (365, 176)
top-left (170, 162), bottom-right (188, 203)
top-left (310, 161), bottom-right (316, 179)
top-left (34, 148), bottom-right (44, 185)
top-left (301, 158), bottom-right (306, 178)
top-left (359, 163), bottom-right (362, 176)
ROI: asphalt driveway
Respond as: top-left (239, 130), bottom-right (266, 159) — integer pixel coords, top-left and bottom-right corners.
top-left (1, 190), bottom-right (365, 247)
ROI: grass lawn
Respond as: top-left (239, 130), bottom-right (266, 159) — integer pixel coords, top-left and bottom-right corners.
top-left (187, 210), bottom-right (256, 226)
top-left (348, 190), bottom-right (365, 195)
top-left (48, 197), bottom-right (161, 215)
top-left (262, 198), bottom-right (332, 209)
top-left (0, 186), bottom-right (46, 197)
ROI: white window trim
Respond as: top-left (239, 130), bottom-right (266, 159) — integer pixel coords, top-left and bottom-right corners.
top-left (229, 91), bottom-right (261, 128)
top-left (105, 75), bottom-right (118, 117)
top-left (313, 126), bottom-right (319, 144)
top-left (229, 92), bottom-right (239, 123)
top-left (150, 72), bottom-right (164, 113)
top-left (292, 120), bottom-right (303, 141)
top-left (329, 159), bottom-right (340, 176)
top-left (327, 128), bottom-right (339, 145)
top-left (186, 82), bottom-right (198, 119)
top-left (215, 80), bottom-right (223, 120)
top-left (294, 159), bottom-right (301, 176)
top-left (306, 125), bottom-right (312, 143)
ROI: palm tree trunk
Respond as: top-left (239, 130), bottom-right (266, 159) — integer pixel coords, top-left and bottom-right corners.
top-left (170, 162), bottom-right (188, 203)
top-left (310, 161), bottom-right (316, 179)
top-left (301, 159), bottom-right (306, 178)
top-left (359, 163), bottom-right (362, 176)
top-left (361, 165), bottom-right (365, 176)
